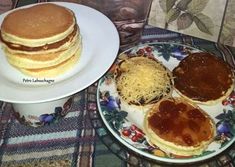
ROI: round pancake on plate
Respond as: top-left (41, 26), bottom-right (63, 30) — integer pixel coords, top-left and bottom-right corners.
top-left (115, 56), bottom-right (173, 107)
top-left (143, 97), bottom-right (216, 156)
top-left (173, 52), bottom-right (234, 105)
top-left (0, 3), bottom-right (76, 47)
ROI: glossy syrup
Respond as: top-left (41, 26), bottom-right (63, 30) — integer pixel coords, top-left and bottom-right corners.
top-left (173, 52), bottom-right (233, 102)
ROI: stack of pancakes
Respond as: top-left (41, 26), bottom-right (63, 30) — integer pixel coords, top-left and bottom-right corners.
top-left (0, 3), bottom-right (82, 78)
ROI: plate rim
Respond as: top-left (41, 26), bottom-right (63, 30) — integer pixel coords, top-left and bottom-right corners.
top-left (96, 41), bottom-right (235, 164)
top-left (0, 2), bottom-right (120, 103)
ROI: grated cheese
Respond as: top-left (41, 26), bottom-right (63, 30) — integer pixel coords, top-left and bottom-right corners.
top-left (116, 56), bottom-right (172, 105)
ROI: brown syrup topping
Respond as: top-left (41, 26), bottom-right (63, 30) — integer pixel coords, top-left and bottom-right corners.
top-left (148, 99), bottom-right (213, 146)
top-left (173, 52), bottom-right (234, 102)
top-left (0, 25), bottom-right (77, 52)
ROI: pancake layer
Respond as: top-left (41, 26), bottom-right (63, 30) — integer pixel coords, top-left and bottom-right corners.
top-left (1, 3), bottom-right (75, 46)
top-left (5, 36), bottom-right (81, 69)
top-left (19, 49), bottom-right (81, 78)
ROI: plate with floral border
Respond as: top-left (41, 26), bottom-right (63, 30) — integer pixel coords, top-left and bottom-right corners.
top-left (96, 42), bottom-right (235, 164)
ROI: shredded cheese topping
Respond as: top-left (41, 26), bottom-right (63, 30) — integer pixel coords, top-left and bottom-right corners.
top-left (116, 56), bottom-right (172, 105)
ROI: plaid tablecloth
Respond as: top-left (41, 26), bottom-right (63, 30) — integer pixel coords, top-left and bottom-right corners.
top-left (0, 1), bottom-right (235, 167)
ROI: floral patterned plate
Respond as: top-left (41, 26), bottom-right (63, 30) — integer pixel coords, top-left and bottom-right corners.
top-left (97, 42), bottom-right (235, 164)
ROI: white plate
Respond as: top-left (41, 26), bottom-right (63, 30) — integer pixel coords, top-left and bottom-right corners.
top-left (97, 42), bottom-right (235, 164)
top-left (0, 2), bottom-right (119, 103)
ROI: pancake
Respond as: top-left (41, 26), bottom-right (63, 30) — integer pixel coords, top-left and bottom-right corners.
top-left (0, 3), bottom-right (76, 46)
top-left (115, 56), bottom-right (173, 107)
top-left (143, 98), bottom-right (215, 156)
top-left (0, 25), bottom-right (79, 55)
top-left (5, 36), bottom-right (82, 69)
top-left (0, 3), bottom-right (82, 78)
top-left (173, 52), bottom-right (234, 105)
top-left (18, 48), bottom-right (81, 78)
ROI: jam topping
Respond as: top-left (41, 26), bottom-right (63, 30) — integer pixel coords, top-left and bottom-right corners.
top-left (148, 99), bottom-right (213, 146)
top-left (0, 25), bottom-right (78, 52)
top-left (173, 52), bottom-right (234, 102)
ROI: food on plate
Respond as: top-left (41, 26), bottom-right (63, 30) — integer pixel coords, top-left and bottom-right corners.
top-left (143, 97), bottom-right (215, 156)
top-left (173, 52), bottom-right (234, 105)
top-left (115, 56), bottom-right (173, 106)
top-left (19, 51), bottom-right (80, 77)
top-left (0, 3), bottom-right (82, 77)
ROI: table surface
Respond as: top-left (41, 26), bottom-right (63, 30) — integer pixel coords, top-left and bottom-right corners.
top-left (0, 1), bottom-right (235, 167)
